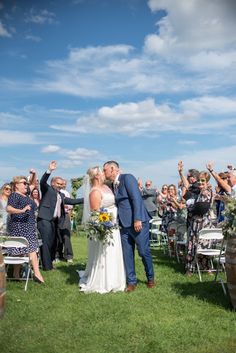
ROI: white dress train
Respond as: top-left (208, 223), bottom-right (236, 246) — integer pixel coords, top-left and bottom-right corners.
top-left (79, 188), bottom-right (126, 293)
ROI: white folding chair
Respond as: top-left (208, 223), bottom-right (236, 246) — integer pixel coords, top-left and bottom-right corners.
top-left (195, 228), bottom-right (224, 282)
top-left (175, 224), bottom-right (187, 263)
top-left (149, 218), bottom-right (162, 247)
top-left (1, 237), bottom-right (32, 291)
top-left (214, 239), bottom-right (227, 295)
top-left (167, 221), bottom-right (178, 257)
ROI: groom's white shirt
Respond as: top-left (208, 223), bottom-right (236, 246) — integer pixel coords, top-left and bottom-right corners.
top-left (114, 174), bottom-right (120, 186)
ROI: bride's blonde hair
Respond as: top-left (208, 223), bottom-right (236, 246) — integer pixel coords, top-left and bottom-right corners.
top-left (86, 166), bottom-right (102, 186)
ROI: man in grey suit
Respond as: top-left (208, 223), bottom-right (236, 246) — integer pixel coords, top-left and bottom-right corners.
top-left (37, 161), bottom-right (83, 271)
top-left (141, 180), bottom-right (158, 218)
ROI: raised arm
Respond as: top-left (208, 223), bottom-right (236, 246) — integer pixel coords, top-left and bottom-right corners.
top-left (178, 161), bottom-right (189, 190)
top-left (206, 162), bottom-right (231, 193)
top-left (28, 169), bottom-right (37, 191)
top-left (40, 161), bottom-right (57, 194)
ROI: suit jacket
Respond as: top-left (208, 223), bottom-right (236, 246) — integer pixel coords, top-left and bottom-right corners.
top-left (38, 172), bottom-right (83, 227)
top-left (115, 174), bottom-right (150, 228)
top-left (141, 188), bottom-right (158, 214)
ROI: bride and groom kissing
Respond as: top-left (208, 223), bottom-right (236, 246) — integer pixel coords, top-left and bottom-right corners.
top-left (78, 160), bottom-right (155, 293)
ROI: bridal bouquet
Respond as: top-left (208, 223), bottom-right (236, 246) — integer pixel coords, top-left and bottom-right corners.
top-left (85, 208), bottom-right (118, 245)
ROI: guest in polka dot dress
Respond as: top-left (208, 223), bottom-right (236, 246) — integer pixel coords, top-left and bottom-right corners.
top-left (7, 176), bottom-right (44, 283)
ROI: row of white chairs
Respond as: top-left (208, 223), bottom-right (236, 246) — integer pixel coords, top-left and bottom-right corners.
top-left (149, 218), bottom-right (226, 287)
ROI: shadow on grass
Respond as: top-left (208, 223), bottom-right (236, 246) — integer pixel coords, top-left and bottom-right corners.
top-left (57, 262), bottom-right (149, 287)
top-left (56, 262), bottom-right (86, 285)
top-left (151, 247), bottom-right (185, 273)
top-left (171, 280), bottom-right (232, 310)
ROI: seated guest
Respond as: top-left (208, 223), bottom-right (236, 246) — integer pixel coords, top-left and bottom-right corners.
top-left (6, 176), bottom-right (44, 283)
top-left (185, 171), bottom-right (214, 276)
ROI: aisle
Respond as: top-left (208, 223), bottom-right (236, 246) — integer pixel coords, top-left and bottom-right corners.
top-left (0, 234), bottom-right (234, 353)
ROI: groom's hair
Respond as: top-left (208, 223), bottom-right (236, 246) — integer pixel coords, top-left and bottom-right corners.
top-left (103, 160), bottom-right (119, 168)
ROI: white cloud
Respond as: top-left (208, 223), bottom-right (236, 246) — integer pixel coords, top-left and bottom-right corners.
top-left (40, 145), bottom-right (104, 169)
top-left (0, 20), bottom-right (11, 37)
top-left (25, 34), bottom-right (42, 42)
top-left (0, 130), bottom-right (39, 146)
top-left (178, 140), bottom-right (197, 145)
top-left (50, 96), bottom-right (236, 136)
top-left (25, 8), bottom-right (57, 25)
top-left (146, 0), bottom-right (236, 71)
top-left (41, 145), bottom-right (61, 153)
top-left (0, 1), bottom-right (235, 99)
top-left (0, 112), bottom-right (26, 126)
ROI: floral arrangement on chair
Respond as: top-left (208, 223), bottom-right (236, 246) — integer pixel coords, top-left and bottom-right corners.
top-left (222, 198), bottom-right (236, 239)
top-left (85, 208), bottom-right (118, 245)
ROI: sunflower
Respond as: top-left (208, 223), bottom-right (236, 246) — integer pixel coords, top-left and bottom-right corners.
top-left (99, 213), bottom-right (110, 222)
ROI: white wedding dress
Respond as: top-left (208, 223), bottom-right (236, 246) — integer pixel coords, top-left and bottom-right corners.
top-left (79, 187), bottom-right (126, 293)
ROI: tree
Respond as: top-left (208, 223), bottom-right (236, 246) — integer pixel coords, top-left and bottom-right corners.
top-left (71, 177), bottom-right (84, 230)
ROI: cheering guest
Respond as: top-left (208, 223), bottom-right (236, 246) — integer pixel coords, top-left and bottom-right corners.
top-left (185, 171), bottom-right (213, 276)
top-left (30, 187), bottom-right (41, 209)
top-left (0, 183), bottom-right (12, 232)
top-left (7, 176), bottom-right (44, 283)
top-left (37, 161), bottom-right (83, 271)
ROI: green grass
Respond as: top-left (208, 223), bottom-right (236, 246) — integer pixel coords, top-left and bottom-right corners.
top-left (0, 233), bottom-right (236, 353)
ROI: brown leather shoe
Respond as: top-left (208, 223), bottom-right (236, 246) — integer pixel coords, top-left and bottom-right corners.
top-left (125, 284), bottom-right (137, 293)
top-left (146, 280), bottom-right (155, 288)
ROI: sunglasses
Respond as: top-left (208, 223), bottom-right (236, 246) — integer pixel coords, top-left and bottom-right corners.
top-left (198, 178), bottom-right (206, 183)
top-left (4, 187), bottom-right (11, 191)
top-left (17, 181), bottom-right (28, 186)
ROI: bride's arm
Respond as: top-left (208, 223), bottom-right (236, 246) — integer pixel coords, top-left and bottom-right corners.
top-left (89, 189), bottom-right (102, 211)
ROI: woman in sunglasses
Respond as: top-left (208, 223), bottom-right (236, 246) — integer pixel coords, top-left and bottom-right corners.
top-left (185, 171), bottom-right (213, 276)
top-left (0, 183), bottom-right (12, 232)
top-left (6, 176), bottom-right (44, 283)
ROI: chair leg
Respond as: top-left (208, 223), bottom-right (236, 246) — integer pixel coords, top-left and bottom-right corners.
top-left (196, 260), bottom-right (202, 282)
top-left (176, 244), bottom-right (179, 263)
top-left (220, 279), bottom-right (227, 296)
top-left (24, 265), bottom-right (31, 291)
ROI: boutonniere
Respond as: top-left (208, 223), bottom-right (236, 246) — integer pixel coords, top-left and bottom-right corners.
top-left (115, 180), bottom-right (120, 187)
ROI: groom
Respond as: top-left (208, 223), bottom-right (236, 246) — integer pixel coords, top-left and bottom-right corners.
top-left (103, 160), bottom-right (155, 292)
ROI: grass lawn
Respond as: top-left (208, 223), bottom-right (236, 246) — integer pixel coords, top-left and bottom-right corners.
top-left (0, 232), bottom-right (235, 353)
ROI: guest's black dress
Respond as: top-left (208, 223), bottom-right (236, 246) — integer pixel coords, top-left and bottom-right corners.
top-left (7, 192), bottom-right (38, 255)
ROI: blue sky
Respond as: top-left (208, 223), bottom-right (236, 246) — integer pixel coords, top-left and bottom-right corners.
top-left (0, 0), bottom-right (236, 190)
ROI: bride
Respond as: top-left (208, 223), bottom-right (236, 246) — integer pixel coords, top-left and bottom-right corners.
top-left (78, 166), bottom-right (126, 293)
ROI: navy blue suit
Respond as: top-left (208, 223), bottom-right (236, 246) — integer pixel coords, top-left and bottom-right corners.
top-left (115, 174), bottom-right (154, 285)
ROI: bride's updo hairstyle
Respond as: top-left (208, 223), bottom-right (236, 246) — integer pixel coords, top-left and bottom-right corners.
top-left (86, 166), bottom-right (102, 186)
